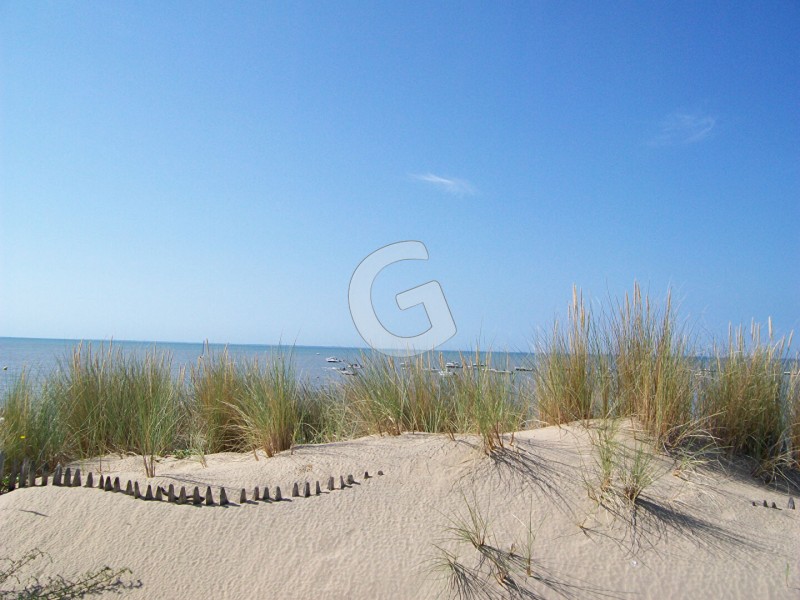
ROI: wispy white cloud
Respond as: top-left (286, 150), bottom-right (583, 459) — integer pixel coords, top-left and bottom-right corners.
top-left (411, 173), bottom-right (477, 196)
top-left (650, 111), bottom-right (716, 146)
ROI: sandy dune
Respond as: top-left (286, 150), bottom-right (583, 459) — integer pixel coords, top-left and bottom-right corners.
top-left (1, 424), bottom-right (798, 599)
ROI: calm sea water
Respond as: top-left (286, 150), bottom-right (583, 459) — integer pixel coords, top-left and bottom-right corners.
top-left (0, 337), bottom-right (531, 397)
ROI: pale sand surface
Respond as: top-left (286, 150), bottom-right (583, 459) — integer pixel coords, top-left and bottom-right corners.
top-left (1, 424), bottom-right (798, 598)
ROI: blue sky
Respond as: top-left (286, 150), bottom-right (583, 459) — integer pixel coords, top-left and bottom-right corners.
top-left (1, 1), bottom-right (798, 351)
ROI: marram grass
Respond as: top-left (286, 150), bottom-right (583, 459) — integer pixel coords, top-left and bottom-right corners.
top-left (699, 321), bottom-right (798, 471)
top-left (1, 285), bottom-right (797, 477)
top-left (533, 286), bottom-right (598, 424)
top-left (190, 344), bottom-right (245, 453)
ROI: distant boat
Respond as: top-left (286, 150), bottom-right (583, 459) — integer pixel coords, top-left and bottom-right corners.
top-left (349, 363), bottom-right (363, 369)
top-left (326, 357), bottom-right (342, 363)
top-left (514, 366), bottom-right (533, 372)
top-left (445, 362), bottom-right (461, 369)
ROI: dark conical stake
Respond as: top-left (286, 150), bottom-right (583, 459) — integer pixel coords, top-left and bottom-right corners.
top-left (10, 464), bottom-right (21, 491)
top-left (7, 466), bottom-right (17, 492)
top-left (19, 459), bottom-right (29, 488)
top-left (275, 486), bottom-right (282, 501)
top-left (98, 474), bottom-right (104, 489)
top-left (315, 481), bottom-right (321, 495)
top-left (193, 487), bottom-right (202, 505)
top-left (72, 469), bottom-right (81, 487)
top-left (789, 497), bottom-right (796, 510)
top-left (347, 474), bottom-right (355, 485)
top-left (125, 481), bottom-right (133, 495)
top-left (364, 471), bottom-right (370, 479)
top-left (292, 482), bottom-right (299, 497)
top-left (240, 488), bottom-right (247, 504)
top-left (155, 487), bottom-right (163, 501)
top-left (134, 482), bottom-right (142, 499)
top-left (205, 487), bottom-right (214, 506)
top-left (377, 470), bottom-right (384, 476)
top-left (763, 500), bottom-right (769, 508)
top-left (219, 487), bottom-right (229, 506)
top-left (145, 485), bottom-right (154, 501)
top-left (104, 477), bottom-right (113, 492)
top-left (24, 459), bottom-right (33, 487)
top-left (253, 486), bottom-right (260, 501)
top-left (114, 477), bottom-right (121, 493)
top-left (178, 487), bottom-right (187, 504)
top-left (54, 464), bottom-right (63, 486)
top-left (262, 487), bottom-right (270, 501)
top-left (41, 468), bottom-right (49, 486)
top-left (85, 472), bottom-right (93, 488)
top-left (303, 482), bottom-right (310, 498)
top-left (328, 476), bottom-right (334, 491)
top-left (168, 484), bottom-right (176, 503)
top-left (18, 463), bottom-right (26, 488)
top-left (64, 468), bottom-right (72, 487)
top-left (340, 476), bottom-right (346, 489)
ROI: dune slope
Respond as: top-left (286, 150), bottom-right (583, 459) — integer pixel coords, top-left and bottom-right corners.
top-left (1, 424), bottom-right (798, 599)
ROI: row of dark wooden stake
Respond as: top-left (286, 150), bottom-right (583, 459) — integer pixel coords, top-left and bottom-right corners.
top-left (0, 452), bottom-right (383, 507)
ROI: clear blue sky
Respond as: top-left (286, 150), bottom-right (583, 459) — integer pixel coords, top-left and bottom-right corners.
top-left (1, 1), bottom-right (798, 351)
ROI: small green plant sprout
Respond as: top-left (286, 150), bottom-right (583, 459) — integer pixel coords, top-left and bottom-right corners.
top-left (511, 501), bottom-right (541, 578)
top-left (584, 419), bottom-right (659, 509)
top-left (446, 493), bottom-right (490, 551)
top-left (432, 493), bottom-right (548, 600)
top-left (583, 418), bottom-right (620, 504)
top-left (618, 441), bottom-right (657, 505)
top-left (429, 546), bottom-right (500, 600)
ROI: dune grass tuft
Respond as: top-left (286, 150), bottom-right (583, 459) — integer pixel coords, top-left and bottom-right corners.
top-left (583, 419), bottom-right (659, 510)
top-left (190, 345), bottom-right (245, 453)
top-left (233, 352), bottom-right (303, 457)
top-left (446, 352), bottom-right (527, 453)
top-left (699, 321), bottom-right (798, 474)
top-left (533, 286), bottom-right (598, 424)
top-left (55, 343), bottom-right (185, 476)
top-left (608, 284), bottom-right (695, 446)
top-left (0, 372), bottom-right (65, 467)
top-left (338, 350), bottom-right (527, 453)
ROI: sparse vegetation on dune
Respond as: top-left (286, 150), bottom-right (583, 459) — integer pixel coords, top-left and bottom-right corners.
top-left (1, 285), bottom-right (797, 481)
top-left (0, 548), bottom-right (137, 598)
top-left (582, 419), bottom-right (660, 510)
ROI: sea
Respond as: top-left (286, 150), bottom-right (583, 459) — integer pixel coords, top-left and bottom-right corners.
top-left (0, 337), bottom-right (532, 397)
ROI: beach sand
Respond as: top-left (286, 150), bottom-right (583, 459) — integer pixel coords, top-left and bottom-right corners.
top-left (1, 423), bottom-right (798, 598)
